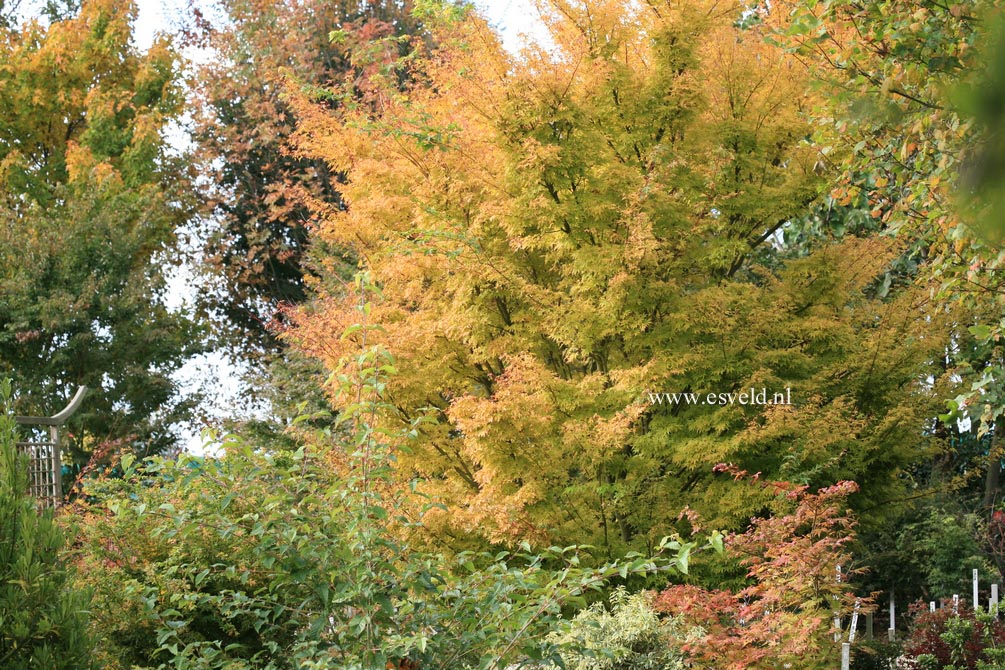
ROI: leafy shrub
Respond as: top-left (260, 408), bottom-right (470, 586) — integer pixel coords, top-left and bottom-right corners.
top-left (73, 435), bottom-right (706, 670)
top-left (903, 603), bottom-right (1005, 670)
top-left (548, 587), bottom-right (693, 670)
top-left (0, 380), bottom-right (94, 669)
top-left (852, 638), bottom-right (904, 670)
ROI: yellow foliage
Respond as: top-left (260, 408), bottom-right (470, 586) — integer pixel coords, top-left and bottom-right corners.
top-left (286, 0), bottom-right (946, 552)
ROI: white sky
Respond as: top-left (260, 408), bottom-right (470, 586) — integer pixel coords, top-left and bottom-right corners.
top-left (130, 0), bottom-right (547, 452)
top-left (133, 0), bottom-right (546, 52)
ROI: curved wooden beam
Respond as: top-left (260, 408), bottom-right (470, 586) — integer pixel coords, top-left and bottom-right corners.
top-left (15, 385), bottom-right (88, 426)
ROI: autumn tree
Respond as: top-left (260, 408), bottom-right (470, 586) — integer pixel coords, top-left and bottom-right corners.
top-left (287, 0), bottom-right (949, 554)
top-left (185, 0), bottom-right (430, 446)
top-left (191, 0), bottom-right (423, 360)
top-left (0, 0), bottom-right (204, 459)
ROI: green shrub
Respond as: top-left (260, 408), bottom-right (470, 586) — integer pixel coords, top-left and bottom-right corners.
top-left (74, 434), bottom-right (702, 670)
top-left (851, 638), bottom-right (903, 670)
top-left (895, 507), bottom-right (993, 600)
top-left (0, 380), bottom-right (93, 670)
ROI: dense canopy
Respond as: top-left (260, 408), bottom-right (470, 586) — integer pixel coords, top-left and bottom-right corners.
top-left (2, 0), bottom-right (1005, 668)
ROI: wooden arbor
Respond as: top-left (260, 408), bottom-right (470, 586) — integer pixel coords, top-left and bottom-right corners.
top-left (14, 385), bottom-right (87, 508)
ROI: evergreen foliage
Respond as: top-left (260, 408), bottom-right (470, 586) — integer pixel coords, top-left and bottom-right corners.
top-left (0, 380), bottom-right (93, 669)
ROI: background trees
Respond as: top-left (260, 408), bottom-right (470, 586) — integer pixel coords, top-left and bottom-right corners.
top-left (191, 0), bottom-right (421, 353)
top-left (0, 0), bottom-right (203, 460)
top-left (188, 0), bottom-right (428, 439)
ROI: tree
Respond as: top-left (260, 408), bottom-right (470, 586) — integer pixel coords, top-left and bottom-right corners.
top-left (191, 0), bottom-right (423, 361)
top-left (0, 380), bottom-right (93, 669)
top-left (761, 0), bottom-right (997, 251)
top-left (763, 0), bottom-right (1005, 523)
top-left (286, 0), bottom-right (948, 553)
top-left (0, 0), bottom-right (204, 460)
top-left (187, 0), bottom-right (429, 446)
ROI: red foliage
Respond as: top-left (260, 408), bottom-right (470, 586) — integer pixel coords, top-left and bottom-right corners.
top-left (655, 469), bottom-right (869, 670)
top-left (988, 511), bottom-right (1005, 577)
top-left (903, 602), bottom-right (1005, 669)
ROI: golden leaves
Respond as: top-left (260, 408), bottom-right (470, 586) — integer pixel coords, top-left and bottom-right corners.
top-left (286, 0), bottom-right (906, 551)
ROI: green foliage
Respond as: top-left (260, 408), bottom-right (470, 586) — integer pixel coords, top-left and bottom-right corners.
top-left (548, 587), bottom-right (693, 670)
top-left (766, 0), bottom-right (1005, 445)
top-left (851, 637), bottom-right (904, 670)
top-left (895, 507), bottom-right (994, 599)
top-left (0, 380), bottom-right (93, 669)
top-left (951, 11), bottom-right (1005, 248)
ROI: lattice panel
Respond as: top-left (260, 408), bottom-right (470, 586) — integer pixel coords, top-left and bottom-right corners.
top-left (15, 441), bottom-right (61, 509)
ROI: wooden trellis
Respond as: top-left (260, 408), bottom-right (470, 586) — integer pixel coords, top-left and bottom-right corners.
top-left (14, 386), bottom-right (87, 508)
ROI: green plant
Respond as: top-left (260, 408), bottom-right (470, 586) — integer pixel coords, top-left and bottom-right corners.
top-left (0, 379), bottom-right (94, 669)
top-left (0, 0), bottom-right (205, 460)
top-left (851, 637), bottom-right (904, 670)
top-left (896, 507), bottom-right (994, 600)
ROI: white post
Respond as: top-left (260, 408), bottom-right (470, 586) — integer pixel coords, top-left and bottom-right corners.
top-left (974, 569), bottom-right (980, 610)
top-left (49, 425), bottom-right (61, 506)
top-left (930, 601), bottom-right (936, 612)
top-left (834, 565), bottom-right (842, 642)
top-left (841, 642), bottom-right (851, 670)
top-left (849, 600), bottom-right (861, 643)
top-left (994, 584), bottom-right (1000, 614)
top-left (889, 590), bottom-right (896, 641)
top-left (953, 594), bottom-right (959, 616)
